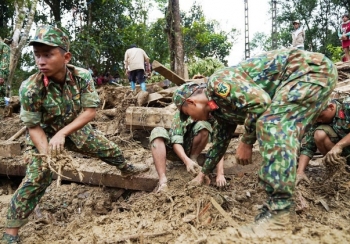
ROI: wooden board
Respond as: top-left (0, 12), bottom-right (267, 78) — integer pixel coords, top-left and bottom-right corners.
top-left (152, 60), bottom-right (186, 86)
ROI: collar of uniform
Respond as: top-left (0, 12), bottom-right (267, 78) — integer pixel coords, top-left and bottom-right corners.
top-left (334, 100), bottom-right (344, 119)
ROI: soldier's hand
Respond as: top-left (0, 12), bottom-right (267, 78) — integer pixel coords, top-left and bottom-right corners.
top-left (235, 141), bottom-right (253, 165)
top-left (188, 172), bottom-right (210, 187)
top-left (186, 159), bottom-right (202, 176)
top-left (216, 174), bottom-right (227, 187)
top-left (323, 145), bottom-right (343, 166)
top-left (296, 172), bottom-right (310, 185)
top-left (49, 133), bottom-right (66, 156)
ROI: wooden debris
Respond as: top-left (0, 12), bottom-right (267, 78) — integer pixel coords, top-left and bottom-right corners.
top-left (111, 231), bottom-right (170, 243)
top-left (210, 197), bottom-right (238, 227)
top-left (6, 126), bottom-right (26, 142)
top-left (152, 60), bottom-right (186, 85)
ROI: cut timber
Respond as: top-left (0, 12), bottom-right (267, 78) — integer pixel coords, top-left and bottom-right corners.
top-left (125, 105), bottom-right (177, 130)
top-left (0, 140), bottom-right (21, 157)
top-left (147, 87), bottom-right (178, 103)
top-left (152, 60), bottom-right (186, 86)
top-left (125, 105), bottom-right (245, 133)
top-left (0, 158), bottom-right (158, 191)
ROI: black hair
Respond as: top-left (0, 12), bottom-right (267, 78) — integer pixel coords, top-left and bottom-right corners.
top-left (129, 44), bottom-right (137, 48)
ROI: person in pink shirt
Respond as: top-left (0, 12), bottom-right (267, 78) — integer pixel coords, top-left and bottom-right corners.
top-left (338, 14), bottom-right (350, 61)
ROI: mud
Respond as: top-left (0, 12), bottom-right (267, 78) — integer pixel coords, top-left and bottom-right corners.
top-left (0, 85), bottom-right (349, 243)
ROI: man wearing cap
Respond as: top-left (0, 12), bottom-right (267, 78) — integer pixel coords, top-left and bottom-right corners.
top-left (0, 38), bottom-right (11, 114)
top-left (172, 48), bottom-right (337, 235)
top-left (291, 20), bottom-right (305, 49)
top-left (150, 111), bottom-right (226, 193)
top-left (1, 25), bottom-right (149, 243)
top-left (297, 98), bottom-right (350, 185)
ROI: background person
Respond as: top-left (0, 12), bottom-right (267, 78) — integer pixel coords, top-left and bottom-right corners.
top-left (338, 13), bottom-right (350, 61)
top-left (124, 44), bottom-right (150, 92)
top-left (291, 20), bottom-right (305, 49)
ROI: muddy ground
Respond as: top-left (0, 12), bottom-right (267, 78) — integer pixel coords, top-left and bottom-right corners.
top-left (0, 85), bottom-right (350, 243)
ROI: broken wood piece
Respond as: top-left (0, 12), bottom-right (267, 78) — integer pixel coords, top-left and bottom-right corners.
top-left (101, 108), bottom-right (118, 117)
top-left (210, 197), bottom-right (238, 227)
top-left (6, 126), bottom-right (26, 142)
top-left (112, 231), bottom-right (170, 243)
top-left (152, 60), bottom-right (186, 86)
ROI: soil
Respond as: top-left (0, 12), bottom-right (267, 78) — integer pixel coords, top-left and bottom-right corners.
top-left (0, 84), bottom-right (350, 243)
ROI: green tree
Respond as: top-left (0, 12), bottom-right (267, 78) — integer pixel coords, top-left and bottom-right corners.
top-left (182, 3), bottom-right (237, 66)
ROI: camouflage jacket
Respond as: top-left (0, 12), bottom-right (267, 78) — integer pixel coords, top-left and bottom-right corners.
top-left (20, 64), bottom-right (100, 147)
top-left (300, 99), bottom-right (350, 158)
top-left (203, 48), bottom-right (331, 174)
top-left (0, 41), bottom-right (10, 80)
top-left (169, 111), bottom-right (213, 144)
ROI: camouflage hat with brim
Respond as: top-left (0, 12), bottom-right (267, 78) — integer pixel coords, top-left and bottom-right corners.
top-left (172, 82), bottom-right (206, 121)
top-left (29, 25), bottom-right (70, 51)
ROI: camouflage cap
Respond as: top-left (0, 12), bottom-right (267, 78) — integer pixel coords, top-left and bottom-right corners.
top-left (29, 25), bottom-right (70, 51)
top-left (172, 82), bottom-right (206, 121)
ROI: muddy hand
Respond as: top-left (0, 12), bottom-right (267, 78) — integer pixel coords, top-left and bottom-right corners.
top-left (216, 174), bottom-right (227, 187)
top-left (49, 133), bottom-right (66, 156)
top-left (296, 172), bottom-right (310, 185)
top-left (235, 141), bottom-right (253, 165)
top-left (186, 160), bottom-right (202, 176)
top-left (188, 172), bottom-right (210, 187)
top-left (323, 145), bottom-right (343, 166)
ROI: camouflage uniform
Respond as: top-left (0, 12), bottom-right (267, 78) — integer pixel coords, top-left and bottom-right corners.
top-left (149, 111), bottom-right (213, 161)
top-left (300, 99), bottom-right (350, 163)
top-left (174, 49), bottom-right (337, 211)
top-left (6, 26), bottom-right (126, 228)
top-left (0, 40), bottom-right (10, 107)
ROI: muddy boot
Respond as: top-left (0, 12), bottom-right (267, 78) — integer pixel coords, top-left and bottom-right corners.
top-left (1, 233), bottom-right (20, 244)
top-left (237, 206), bottom-right (290, 238)
top-left (120, 163), bottom-right (149, 177)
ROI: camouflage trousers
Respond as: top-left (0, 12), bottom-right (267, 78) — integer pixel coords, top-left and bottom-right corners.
top-left (149, 121), bottom-right (212, 161)
top-left (314, 125), bottom-right (350, 164)
top-left (0, 84), bottom-right (5, 107)
top-left (256, 57), bottom-right (337, 211)
top-left (6, 126), bottom-right (125, 228)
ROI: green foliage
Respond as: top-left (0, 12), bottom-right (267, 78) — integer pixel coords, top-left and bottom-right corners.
top-left (326, 44), bottom-right (343, 62)
top-left (188, 57), bottom-right (224, 78)
top-left (181, 3), bottom-right (237, 65)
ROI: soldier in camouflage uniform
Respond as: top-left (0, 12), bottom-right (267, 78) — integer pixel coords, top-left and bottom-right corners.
top-left (297, 98), bottom-right (350, 185)
top-left (150, 111), bottom-right (226, 193)
top-left (172, 48), bottom-right (337, 235)
top-left (0, 39), bottom-right (11, 108)
top-left (2, 25), bottom-right (149, 243)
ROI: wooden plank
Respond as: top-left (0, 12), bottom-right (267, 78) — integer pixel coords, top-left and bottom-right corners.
top-left (0, 157), bottom-right (159, 192)
top-left (125, 106), bottom-right (177, 130)
top-left (0, 140), bottom-right (21, 157)
top-left (152, 60), bottom-right (186, 86)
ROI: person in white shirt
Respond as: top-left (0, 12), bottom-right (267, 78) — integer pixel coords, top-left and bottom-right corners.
top-left (124, 44), bottom-right (150, 91)
top-left (291, 20), bottom-right (305, 50)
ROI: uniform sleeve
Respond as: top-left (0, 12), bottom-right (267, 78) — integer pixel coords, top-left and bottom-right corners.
top-left (211, 78), bottom-right (271, 145)
top-left (78, 71), bottom-right (100, 108)
top-left (202, 119), bottom-right (236, 174)
top-left (169, 111), bottom-right (186, 144)
top-left (19, 79), bottom-right (43, 127)
top-left (299, 126), bottom-right (318, 158)
top-left (0, 44), bottom-right (10, 79)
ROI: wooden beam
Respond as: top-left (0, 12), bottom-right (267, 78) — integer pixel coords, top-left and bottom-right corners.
top-left (0, 157), bottom-right (159, 191)
top-left (152, 60), bottom-right (186, 86)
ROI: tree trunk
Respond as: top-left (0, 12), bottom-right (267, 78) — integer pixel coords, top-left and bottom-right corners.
top-left (165, 0), bottom-right (184, 78)
top-left (7, 0), bottom-right (38, 97)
